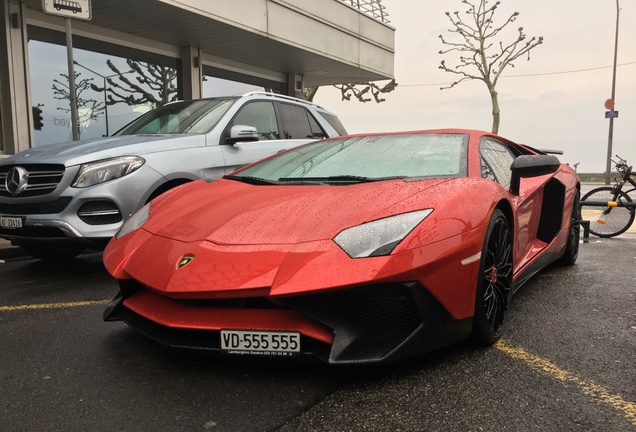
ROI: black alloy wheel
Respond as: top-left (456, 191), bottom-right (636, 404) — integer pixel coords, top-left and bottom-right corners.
top-left (472, 209), bottom-right (513, 345)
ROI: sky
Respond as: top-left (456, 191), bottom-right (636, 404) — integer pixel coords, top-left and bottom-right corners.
top-left (313, 0), bottom-right (636, 173)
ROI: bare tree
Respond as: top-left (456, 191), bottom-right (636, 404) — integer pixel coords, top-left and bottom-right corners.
top-left (334, 79), bottom-right (398, 103)
top-left (52, 72), bottom-right (104, 134)
top-left (92, 59), bottom-right (178, 108)
top-left (438, 0), bottom-right (543, 133)
top-left (303, 79), bottom-right (397, 103)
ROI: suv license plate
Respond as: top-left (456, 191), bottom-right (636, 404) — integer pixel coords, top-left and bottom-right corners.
top-left (220, 330), bottom-right (300, 357)
top-left (0, 216), bottom-right (23, 229)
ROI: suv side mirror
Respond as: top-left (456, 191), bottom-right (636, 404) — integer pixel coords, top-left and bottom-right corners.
top-left (509, 155), bottom-right (561, 195)
top-left (227, 125), bottom-right (259, 144)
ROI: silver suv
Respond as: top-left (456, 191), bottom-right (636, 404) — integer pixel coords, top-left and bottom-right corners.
top-left (0, 92), bottom-right (346, 259)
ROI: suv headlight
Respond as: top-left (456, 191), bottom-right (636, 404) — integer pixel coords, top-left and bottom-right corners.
top-left (334, 209), bottom-right (433, 258)
top-left (72, 156), bottom-right (145, 188)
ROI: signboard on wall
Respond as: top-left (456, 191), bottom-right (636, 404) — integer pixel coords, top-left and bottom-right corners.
top-left (42, 0), bottom-right (92, 21)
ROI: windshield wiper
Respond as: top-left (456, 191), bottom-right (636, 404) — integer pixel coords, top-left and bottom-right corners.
top-left (278, 175), bottom-right (407, 183)
top-left (223, 175), bottom-right (278, 185)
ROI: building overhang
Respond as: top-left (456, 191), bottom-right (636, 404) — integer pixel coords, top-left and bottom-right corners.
top-left (21, 0), bottom-right (395, 87)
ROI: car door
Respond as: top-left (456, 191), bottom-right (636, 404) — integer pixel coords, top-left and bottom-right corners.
top-left (479, 138), bottom-right (544, 269)
top-left (220, 100), bottom-right (323, 173)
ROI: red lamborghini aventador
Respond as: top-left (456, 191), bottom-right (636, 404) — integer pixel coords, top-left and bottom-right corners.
top-left (103, 129), bottom-right (580, 364)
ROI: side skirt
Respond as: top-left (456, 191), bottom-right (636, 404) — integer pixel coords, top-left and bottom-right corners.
top-left (512, 251), bottom-right (562, 294)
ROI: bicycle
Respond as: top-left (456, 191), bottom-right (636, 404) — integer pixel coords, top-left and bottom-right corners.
top-left (580, 156), bottom-right (636, 237)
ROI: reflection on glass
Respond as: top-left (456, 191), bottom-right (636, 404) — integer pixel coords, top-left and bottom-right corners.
top-left (28, 40), bottom-right (177, 145)
top-left (114, 99), bottom-right (236, 135)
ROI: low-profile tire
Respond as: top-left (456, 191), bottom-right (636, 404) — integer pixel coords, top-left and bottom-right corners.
top-left (20, 243), bottom-right (85, 261)
top-left (557, 189), bottom-right (581, 266)
top-left (472, 209), bottom-right (513, 345)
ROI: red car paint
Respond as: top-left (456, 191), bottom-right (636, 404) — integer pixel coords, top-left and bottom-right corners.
top-left (103, 129), bottom-right (579, 364)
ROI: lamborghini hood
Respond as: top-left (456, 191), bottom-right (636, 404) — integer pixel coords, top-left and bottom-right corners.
top-left (143, 178), bottom-right (452, 245)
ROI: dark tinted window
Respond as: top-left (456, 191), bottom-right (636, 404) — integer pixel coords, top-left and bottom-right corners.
top-left (229, 101), bottom-right (279, 140)
top-left (277, 103), bottom-right (325, 139)
top-left (307, 113), bottom-right (326, 139)
top-left (318, 111), bottom-right (347, 135)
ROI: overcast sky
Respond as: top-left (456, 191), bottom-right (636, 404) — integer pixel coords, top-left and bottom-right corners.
top-left (314, 0), bottom-right (636, 173)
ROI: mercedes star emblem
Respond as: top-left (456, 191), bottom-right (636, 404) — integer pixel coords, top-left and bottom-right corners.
top-left (5, 167), bottom-right (29, 196)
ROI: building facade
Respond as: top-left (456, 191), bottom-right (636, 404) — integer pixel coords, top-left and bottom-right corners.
top-left (0, 0), bottom-right (394, 155)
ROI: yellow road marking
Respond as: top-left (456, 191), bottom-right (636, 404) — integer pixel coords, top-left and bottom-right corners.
top-left (0, 299), bottom-right (109, 312)
top-left (496, 339), bottom-right (636, 427)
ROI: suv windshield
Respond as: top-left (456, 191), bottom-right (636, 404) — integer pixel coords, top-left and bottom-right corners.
top-left (230, 133), bottom-right (469, 183)
top-left (115, 98), bottom-right (237, 135)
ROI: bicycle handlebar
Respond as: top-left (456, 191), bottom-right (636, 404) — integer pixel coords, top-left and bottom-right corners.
top-left (610, 155), bottom-right (632, 177)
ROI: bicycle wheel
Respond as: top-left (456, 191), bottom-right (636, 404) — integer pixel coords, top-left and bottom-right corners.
top-left (581, 187), bottom-right (635, 237)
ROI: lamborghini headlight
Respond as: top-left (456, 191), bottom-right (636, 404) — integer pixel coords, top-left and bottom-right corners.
top-left (72, 156), bottom-right (145, 188)
top-left (334, 209), bottom-right (433, 258)
top-left (115, 202), bottom-right (151, 240)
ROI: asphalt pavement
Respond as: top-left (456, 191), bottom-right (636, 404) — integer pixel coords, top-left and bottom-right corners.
top-left (1, 234), bottom-right (634, 431)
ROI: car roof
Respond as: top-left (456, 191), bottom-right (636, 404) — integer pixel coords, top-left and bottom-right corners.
top-left (162, 91), bottom-right (334, 114)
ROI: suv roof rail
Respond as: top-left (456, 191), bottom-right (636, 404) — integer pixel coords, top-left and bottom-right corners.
top-left (241, 91), bottom-right (325, 110)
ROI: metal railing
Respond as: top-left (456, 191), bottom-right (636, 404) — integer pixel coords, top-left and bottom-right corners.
top-left (338, 0), bottom-right (390, 24)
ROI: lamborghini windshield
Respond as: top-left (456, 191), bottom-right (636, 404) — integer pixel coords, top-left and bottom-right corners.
top-left (228, 133), bottom-right (469, 184)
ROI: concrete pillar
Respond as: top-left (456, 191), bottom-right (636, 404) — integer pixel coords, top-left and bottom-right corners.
top-left (179, 46), bottom-right (202, 100)
top-left (287, 73), bottom-right (304, 99)
top-left (0, 0), bottom-right (33, 155)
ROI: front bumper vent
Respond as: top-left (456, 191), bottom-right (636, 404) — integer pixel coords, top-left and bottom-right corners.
top-left (77, 200), bottom-right (122, 225)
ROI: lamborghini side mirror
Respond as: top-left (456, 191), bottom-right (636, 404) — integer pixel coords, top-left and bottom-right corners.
top-left (509, 155), bottom-right (561, 195)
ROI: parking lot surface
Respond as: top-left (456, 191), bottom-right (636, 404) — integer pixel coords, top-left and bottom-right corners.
top-left (1, 234), bottom-right (635, 431)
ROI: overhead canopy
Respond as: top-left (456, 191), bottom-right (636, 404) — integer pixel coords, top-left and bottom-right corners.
top-left (22, 0), bottom-right (395, 87)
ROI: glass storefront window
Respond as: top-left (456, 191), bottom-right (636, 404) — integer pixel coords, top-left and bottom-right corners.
top-left (28, 40), bottom-right (176, 145)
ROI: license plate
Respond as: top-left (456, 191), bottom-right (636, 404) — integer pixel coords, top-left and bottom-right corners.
top-left (0, 216), bottom-right (23, 229)
top-left (220, 329), bottom-right (301, 357)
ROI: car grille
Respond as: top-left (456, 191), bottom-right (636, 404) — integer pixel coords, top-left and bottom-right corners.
top-left (283, 282), bottom-right (456, 362)
top-left (77, 200), bottom-right (122, 225)
top-left (286, 283), bottom-right (424, 331)
top-left (0, 197), bottom-right (72, 215)
top-left (120, 281), bottom-right (426, 333)
top-left (0, 164), bottom-right (65, 198)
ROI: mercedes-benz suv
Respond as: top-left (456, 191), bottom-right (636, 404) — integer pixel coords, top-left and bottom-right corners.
top-left (0, 92), bottom-right (346, 260)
